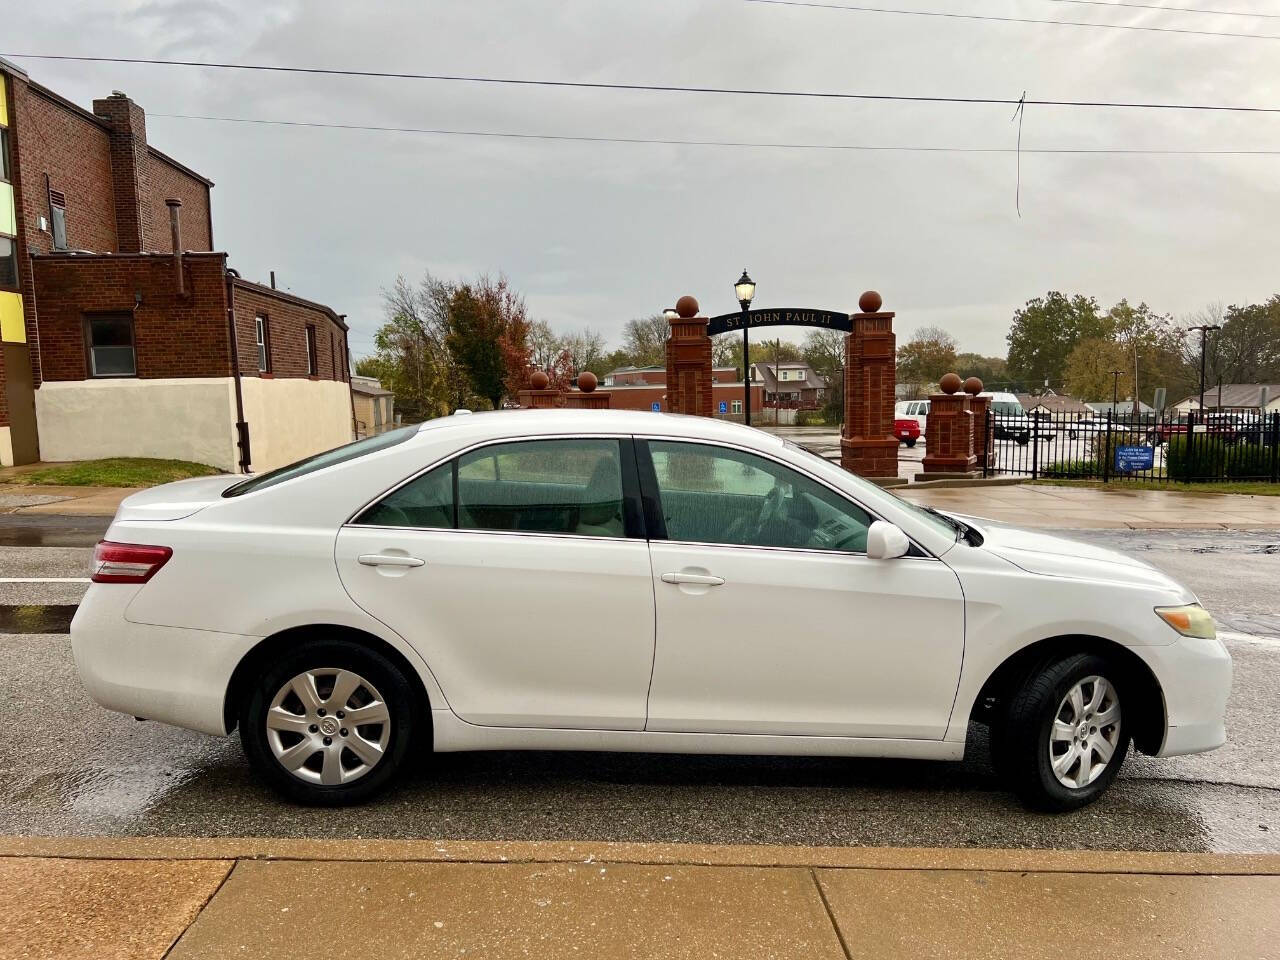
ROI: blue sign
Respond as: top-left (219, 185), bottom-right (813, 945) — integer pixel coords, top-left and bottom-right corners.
top-left (1115, 445), bottom-right (1155, 472)
top-left (719, 401), bottom-right (728, 414)
top-left (651, 402), bottom-right (661, 412)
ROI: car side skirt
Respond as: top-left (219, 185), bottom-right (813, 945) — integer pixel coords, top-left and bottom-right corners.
top-left (430, 709), bottom-right (965, 760)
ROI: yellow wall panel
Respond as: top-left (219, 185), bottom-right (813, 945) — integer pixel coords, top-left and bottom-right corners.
top-left (0, 292), bottom-right (24, 343)
top-left (0, 86), bottom-right (7, 127)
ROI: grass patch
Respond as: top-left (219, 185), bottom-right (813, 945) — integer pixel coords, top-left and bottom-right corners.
top-left (1032, 478), bottom-right (1280, 497)
top-left (4, 458), bottom-right (223, 488)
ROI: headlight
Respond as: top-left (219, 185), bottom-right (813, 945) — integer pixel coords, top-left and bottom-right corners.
top-left (1155, 604), bottom-right (1217, 640)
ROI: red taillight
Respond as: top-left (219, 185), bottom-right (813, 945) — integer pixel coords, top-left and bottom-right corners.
top-left (91, 541), bottom-right (173, 584)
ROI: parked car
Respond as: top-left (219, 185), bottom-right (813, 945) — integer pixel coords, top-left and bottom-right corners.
top-left (1147, 417), bottom-right (1238, 446)
top-left (894, 418), bottom-right (921, 447)
top-left (984, 393), bottom-right (1056, 445)
top-left (895, 399), bottom-right (930, 436)
top-left (73, 410), bottom-right (1230, 812)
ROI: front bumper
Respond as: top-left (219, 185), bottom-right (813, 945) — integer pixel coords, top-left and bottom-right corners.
top-left (71, 584), bottom-right (258, 736)
top-left (1137, 634), bottom-right (1233, 758)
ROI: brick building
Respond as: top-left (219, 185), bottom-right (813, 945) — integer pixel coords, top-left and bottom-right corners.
top-left (601, 364), bottom-right (763, 415)
top-left (0, 58), bottom-right (352, 471)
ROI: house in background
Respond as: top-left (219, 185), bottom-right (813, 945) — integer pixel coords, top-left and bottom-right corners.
top-left (1174, 384), bottom-right (1280, 414)
top-left (601, 364), bottom-right (762, 416)
top-left (1016, 391), bottom-right (1092, 418)
top-left (352, 375), bottom-right (396, 437)
top-left (0, 58), bottom-right (352, 471)
top-left (750, 361), bottom-right (827, 410)
top-left (1086, 399), bottom-right (1156, 417)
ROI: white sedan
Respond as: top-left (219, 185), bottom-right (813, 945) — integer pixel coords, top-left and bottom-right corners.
top-left (72, 410), bottom-right (1231, 811)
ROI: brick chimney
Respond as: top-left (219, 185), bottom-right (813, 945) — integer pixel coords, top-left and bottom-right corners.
top-left (92, 91), bottom-right (151, 253)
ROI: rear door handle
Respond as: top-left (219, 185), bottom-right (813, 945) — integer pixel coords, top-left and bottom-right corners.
top-left (660, 572), bottom-right (725, 586)
top-left (358, 554), bottom-right (425, 568)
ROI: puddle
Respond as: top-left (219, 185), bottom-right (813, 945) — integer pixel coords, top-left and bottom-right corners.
top-left (0, 604), bottom-right (77, 633)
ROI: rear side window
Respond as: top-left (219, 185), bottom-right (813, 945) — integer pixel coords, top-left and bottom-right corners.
top-left (223, 425), bottom-right (418, 497)
top-left (458, 438), bottom-right (624, 537)
top-left (353, 437), bottom-right (628, 538)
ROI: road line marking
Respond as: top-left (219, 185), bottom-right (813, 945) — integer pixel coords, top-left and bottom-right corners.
top-left (1221, 631), bottom-right (1280, 648)
top-left (0, 577), bottom-right (90, 583)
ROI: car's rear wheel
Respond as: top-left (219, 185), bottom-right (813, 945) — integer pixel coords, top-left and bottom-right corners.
top-left (1000, 653), bottom-right (1129, 812)
top-left (905, 438), bottom-right (917, 448)
top-left (239, 638), bottom-right (418, 805)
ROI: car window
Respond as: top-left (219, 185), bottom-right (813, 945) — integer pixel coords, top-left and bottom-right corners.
top-left (224, 425), bottom-right (418, 497)
top-left (356, 460), bottom-right (454, 528)
top-left (646, 440), bottom-right (873, 552)
top-left (458, 438), bottom-right (626, 537)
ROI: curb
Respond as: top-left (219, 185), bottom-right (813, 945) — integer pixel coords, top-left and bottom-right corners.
top-left (4, 837), bottom-right (1278, 876)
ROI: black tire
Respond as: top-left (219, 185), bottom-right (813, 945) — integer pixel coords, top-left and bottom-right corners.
top-left (1016, 434), bottom-right (1030, 446)
top-left (1000, 653), bottom-right (1130, 812)
top-left (239, 637), bottom-right (420, 805)
top-left (905, 438), bottom-right (917, 448)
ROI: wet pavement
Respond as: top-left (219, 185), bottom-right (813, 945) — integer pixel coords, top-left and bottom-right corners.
top-left (0, 521), bottom-right (1277, 852)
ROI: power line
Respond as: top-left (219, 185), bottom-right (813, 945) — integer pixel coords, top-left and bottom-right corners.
top-left (1045, 0), bottom-right (1280, 19)
top-left (6, 53), bottom-right (1280, 114)
top-left (152, 112), bottom-right (1280, 154)
top-left (743, 0), bottom-right (1280, 40)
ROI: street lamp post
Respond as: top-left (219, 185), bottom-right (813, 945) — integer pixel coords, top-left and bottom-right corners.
top-left (1111, 369), bottom-right (1124, 415)
top-left (734, 269), bottom-right (756, 425)
top-left (1187, 323), bottom-right (1221, 414)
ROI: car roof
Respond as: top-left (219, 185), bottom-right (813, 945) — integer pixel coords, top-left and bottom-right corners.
top-left (412, 408), bottom-right (787, 450)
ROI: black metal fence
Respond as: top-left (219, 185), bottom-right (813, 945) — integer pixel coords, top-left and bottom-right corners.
top-left (982, 408), bottom-right (1280, 484)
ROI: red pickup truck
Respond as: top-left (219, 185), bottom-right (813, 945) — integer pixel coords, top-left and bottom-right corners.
top-left (1148, 420), bottom-right (1238, 445)
top-left (894, 418), bottom-right (921, 447)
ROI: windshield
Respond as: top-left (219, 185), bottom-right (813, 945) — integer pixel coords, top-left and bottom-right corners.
top-left (222, 425), bottom-right (418, 497)
top-left (990, 401), bottom-right (1025, 416)
top-left (781, 439), bottom-right (958, 540)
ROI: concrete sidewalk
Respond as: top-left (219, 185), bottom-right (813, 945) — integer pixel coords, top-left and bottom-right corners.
top-left (899, 482), bottom-right (1280, 529)
top-left (4, 839), bottom-right (1278, 960)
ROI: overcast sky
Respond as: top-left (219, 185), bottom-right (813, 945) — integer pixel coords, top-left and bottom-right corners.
top-left (8, 0), bottom-right (1280, 359)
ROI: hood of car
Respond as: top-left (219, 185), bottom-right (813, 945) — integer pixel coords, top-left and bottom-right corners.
top-left (953, 514), bottom-right (1186, 592)
top-left (115, 474), bottom-right (244, 521)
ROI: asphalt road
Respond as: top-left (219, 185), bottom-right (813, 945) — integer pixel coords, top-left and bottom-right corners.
top-left (1, 519), bottom-right (1277, 852)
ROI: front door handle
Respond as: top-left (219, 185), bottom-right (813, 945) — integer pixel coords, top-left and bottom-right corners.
top-left (660, 572), bottom-right (725, 586)
top-left (358, 554), bottom-right (425, 568)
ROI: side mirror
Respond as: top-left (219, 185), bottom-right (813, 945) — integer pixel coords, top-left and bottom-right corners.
top-left (866, 521), bottom-right (910, 560)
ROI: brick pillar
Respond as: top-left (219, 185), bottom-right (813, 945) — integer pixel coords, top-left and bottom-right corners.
top-left (922, 374), bottom-right (978, 475)
top-left (966, 378), bottom-right (993, 472)
top-left (665, 295), bottom-right (713, 417)
top-left (92, 92), bottom-right (151, 252)
top-left (518, 371), bottom-right (563, 409)
top-left (840, 291), bottom-right (898, 478)
top-left (564, 372), bottom-right (611, 409)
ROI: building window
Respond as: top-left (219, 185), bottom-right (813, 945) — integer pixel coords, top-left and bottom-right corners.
top-left (0, 128), bottom-right (10, 182)
top-left (305, 325), bottom-right (318, 375)
top-left (0, 236), bottom-right (16, 291)
top-left (255, 314), bottom-right (270, 372)
top-left (85, 314), bottom-right (136, 377)
top-left (330, 331), bottom-right (336, 379)
top-left (731, 400), bottom-right (742, 414)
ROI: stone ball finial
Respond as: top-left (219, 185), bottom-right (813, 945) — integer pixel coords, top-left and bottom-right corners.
top-left (964, 376), bottom-right (984, 396)
top-left (577, 371), bottom-right (598, 394)
top-left (530, 370), bottom-right (550, 390)
top-left (940, 373), bottom-right (962, 395)
top-left (675, 295), bottom-right (700, 319)
top-left (858, 290), bottom-right (883, 314)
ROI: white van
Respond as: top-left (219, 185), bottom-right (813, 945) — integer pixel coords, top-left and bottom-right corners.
top-left (895, 399), bottom-right (930, 435)
top-left (896, 392), bottom-right (1052, 444)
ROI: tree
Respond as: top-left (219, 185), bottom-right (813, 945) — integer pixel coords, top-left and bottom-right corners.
top-left (954, 353), bottom-right (1008, 389)
top-left (896, 326), bottom-right (958, 391)
top-left (803, 329), bottom-right (846, 423)
top-left (443, 274), bottom-right (529, 411)
top-left (527, 319), bottom-right (563, 372)
top-left (1006, 293), bottom-right (1108, 390)
top-left (559, 327), bottom-right (608, 377)
top-left (621, 314), bottom-right (670, 367)
top-left (1208, 296), bottom-right (1280, 387)
top-left (363, 273), bottom-right (463, 422)
top-left (1064, 338), bottom-right (1132, 402)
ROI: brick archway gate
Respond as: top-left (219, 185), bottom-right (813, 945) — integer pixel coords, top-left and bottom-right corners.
top-left (664, 292), bottom-right (898, 480)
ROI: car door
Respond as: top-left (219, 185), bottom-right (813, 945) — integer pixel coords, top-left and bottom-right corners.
top-left (335, 436), bottom-right (656, 731)
top-left (639, 438), bottom-right (965, 740)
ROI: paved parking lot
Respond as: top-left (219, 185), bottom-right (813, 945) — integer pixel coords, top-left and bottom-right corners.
top-left (0, 517), bottom-right (1276, 853)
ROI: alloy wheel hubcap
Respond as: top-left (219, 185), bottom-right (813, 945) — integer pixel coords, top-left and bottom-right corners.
top-left (1048, 675), bottom-right (1121, 790)
top-left (265, 668), bottom-right (391, 786)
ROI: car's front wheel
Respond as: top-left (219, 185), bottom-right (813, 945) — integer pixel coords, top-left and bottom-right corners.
top-left (239, 638), bottom-right (419, 805)
top-left (1000, 653), bottom-right (1129, 812)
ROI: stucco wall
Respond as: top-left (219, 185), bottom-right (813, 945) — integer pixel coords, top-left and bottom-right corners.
top-left (34, 378), bottom-right (238, 470)
top-left (239, 376), bottom-right (353, 473)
